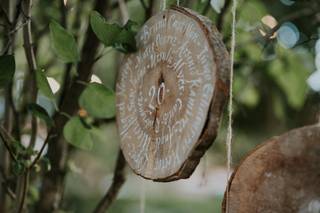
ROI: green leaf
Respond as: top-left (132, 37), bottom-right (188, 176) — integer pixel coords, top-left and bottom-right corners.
top-left (90, 11), bottom-right (122, 47)
top-left (35, 69), bottom-right (55, 99)
top-left (269, 47), bottom-right (310, 109)
top-left (113, 29), bottom-right (137, 53)
top-left (49, 20), bottom-right (79, 62)
top-left (123, 20), bottom-right (139, 33)
top-left (113, 20), bottom-right (138, 53)
top-left (0, 55), bottom-right (15, 88)
top-left (27, 103), bottom-right (54, 127)
top-left (90, 11), bottom-right (137, 53)
top-left (63, 116), bottom-right (94, 150)
top-left (79, 83), bottom-right (115, 119)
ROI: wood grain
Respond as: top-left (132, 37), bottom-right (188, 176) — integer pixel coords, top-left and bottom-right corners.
top-left (223, 124), bottom-right (320, 212)
top-left (116, 6), bottom-right (230, 181)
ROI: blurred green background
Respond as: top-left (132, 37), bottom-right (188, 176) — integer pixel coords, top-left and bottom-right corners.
top-left (1, 0), bottom-right (320, 212)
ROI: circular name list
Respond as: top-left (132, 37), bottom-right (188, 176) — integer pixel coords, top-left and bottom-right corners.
top-left (116, 6), bottom-right (230, 181)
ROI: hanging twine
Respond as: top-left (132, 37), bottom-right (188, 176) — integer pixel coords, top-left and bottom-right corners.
top-left (162, 0), bottom-right (166, 10)
top-left (226, 0), bottom-right (238, 212)
top-left (161, 0), bottom-right (179, 10)
top-left (200, 154), bottom-right (208, 187)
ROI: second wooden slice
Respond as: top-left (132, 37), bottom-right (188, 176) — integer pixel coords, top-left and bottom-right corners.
top-left (116, 6), bottom-right (230, 181)
top-left (223, 124), bottom-right (320, 212)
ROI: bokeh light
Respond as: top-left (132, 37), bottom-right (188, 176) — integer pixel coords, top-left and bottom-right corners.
top-left (277, 22), bottom-right (300, 49)
top-left (21, 134), bottom-right (47, 161)
top-left (0, 97), bottom-right (4, 118)
top-left (316, 54), bottom-right (320, 70)
top-left (307, 71), bottom-right (320, 92)
top-left (260, 15), bottom-right (278, 39)
top-left (316, 39), bottom-right (320, 53)
top-left (280, 0), bottom-right (295, 6)
top-left (210, 0), bottom-right (225, 13)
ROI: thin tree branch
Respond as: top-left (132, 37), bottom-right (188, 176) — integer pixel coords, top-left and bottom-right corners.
top-left (0, 4), bottom-right (11, 25)
top-left (0, 126), bottom-right (18, 163)
top-left (93, 150), bottom-right (126, 213)
top-left (1, 182), bottom-right (16, 200)
top-left (139, 0), bottom-right (147, 10)
top-left (22, 0), bottom-right (38, 148)
top-left (16, 172), bottom-right (29, 213)
top-left (92, 118), bottom-right (115, 127)
top-left (12, 1), bottom-right (38, 212)
top-left (22, 1), bottom-right (37, 72)
top-left (1, 0), bottom-right (23, 55)
top-left (0, 0), bottom-right (22, 211)
top-left (8, 19), bottom-right (29, 35)
top-left (58, 0), bottom-right (73, 108)
top-left (2, 0), bottom-right (23, 140)
top-left (0, 165), bottom-right (16, 200)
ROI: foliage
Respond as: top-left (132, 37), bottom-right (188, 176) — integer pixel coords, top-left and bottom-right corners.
top-left (27, 103), bottom-right (54, 127)
top-left (90, 11), bottom-right (138, 53)
top-left (63, 116), bottom-right (95, 150)
top-left (79, 83), bottom-right (116, 119)
top-left (49, 20), bottom-right (80, 62)
top-left (35, 69), bottom-right (55, 100)
top-left (268, 47), bottom-right (310, 109)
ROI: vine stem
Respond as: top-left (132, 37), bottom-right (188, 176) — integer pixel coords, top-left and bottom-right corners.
top-left (17, 172), bottom-right (29, 213)
top-left (0, 126), bottom-right (18, 163)
top-left (15, 0), bottom-right (38, 212)
top-left (22, 0), bottom-right (38, 148)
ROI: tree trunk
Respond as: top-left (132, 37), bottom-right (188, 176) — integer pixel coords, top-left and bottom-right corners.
top-left (36, 0), bottom-right (110, 212)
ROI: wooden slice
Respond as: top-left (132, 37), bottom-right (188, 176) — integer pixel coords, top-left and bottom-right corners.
top-left (222, 125), bottom-right (320, 212)
top-left (116, 6), bottom-right (230, 181)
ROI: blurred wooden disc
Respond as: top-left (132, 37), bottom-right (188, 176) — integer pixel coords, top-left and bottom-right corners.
top-left (116, 6), bottom-right (230, 181)
top-left (223, 125), bottom-right (320, 212)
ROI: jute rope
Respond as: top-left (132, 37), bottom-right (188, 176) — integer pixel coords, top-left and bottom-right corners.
top-left (225, 0), bottom-right (238, 212)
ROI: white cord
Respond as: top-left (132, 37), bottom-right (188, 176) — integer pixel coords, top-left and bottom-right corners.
top-left (162, 0), bottom-right (166, 10)
top-left (226, 0), bottom-right (238, 212)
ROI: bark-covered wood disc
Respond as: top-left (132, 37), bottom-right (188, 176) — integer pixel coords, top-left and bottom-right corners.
top-left (222, 125), bottom-right (320, 212)
top-left (116, 6), bottom-right (230, 181)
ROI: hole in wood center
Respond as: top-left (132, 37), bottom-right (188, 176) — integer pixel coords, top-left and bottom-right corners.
top-left (157, 74), bottom-right (165, 105)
